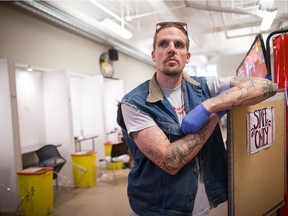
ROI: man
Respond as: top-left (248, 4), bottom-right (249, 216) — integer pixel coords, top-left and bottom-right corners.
top-left (117, 22), bottom-right (277, 216)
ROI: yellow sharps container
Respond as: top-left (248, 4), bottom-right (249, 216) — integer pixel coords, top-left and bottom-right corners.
top-left (71, 151), bottom-right (96, 188)
top-left (17, 167), bottom-right (53, 216)
top-left (104, 142), bottom-right (123, 170)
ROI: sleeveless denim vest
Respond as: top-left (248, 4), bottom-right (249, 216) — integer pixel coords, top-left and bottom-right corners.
top-left (117, 73), bottom-right (228, 216)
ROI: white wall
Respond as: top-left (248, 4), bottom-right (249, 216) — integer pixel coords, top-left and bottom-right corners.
top-left (113, 55), bottom-right (155, 93)
top-left (216, 53), bottom-right (246, 77)
top-left (0, 4), bottom-right (105, 76)
top-left (0, 59), bottom-right (22, 213)
top-left (70, 75), bottom-right (106, 159)
top-left (16, 69), bottom-right (46, 148)
top-left (70, 75), bottom-right (126, 159)
top-left (42, 70), bottom-right (75, 182)
top-left (70, 76), bottom-right (83, 137)
top-left (103, 78), bottom-right (124, 133)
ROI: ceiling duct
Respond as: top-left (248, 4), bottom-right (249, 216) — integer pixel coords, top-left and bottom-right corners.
top-left (11, 0), bottom-right (153, 65)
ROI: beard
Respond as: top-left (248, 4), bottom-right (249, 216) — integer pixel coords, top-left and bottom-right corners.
top-left (161, 65), bottom-right (184, 77)
top-left (162, 69), bottom-right (181, 76)
top-left (160, 57), bottom-right (185, 76)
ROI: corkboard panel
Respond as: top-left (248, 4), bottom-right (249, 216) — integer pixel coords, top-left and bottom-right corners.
top-left (228, 90), bottom-right (286, 216)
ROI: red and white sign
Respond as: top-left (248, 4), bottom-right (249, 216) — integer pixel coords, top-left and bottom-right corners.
top-left (247, 107), bottom-right (275, 154)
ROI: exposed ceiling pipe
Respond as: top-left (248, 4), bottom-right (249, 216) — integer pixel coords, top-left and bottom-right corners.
top-left (259, 0), bottom-right (275, 10)
top-left (183, 0), bottom-right (264, 39)
top-left (184, 1), bottom-right (259, 17)
top-left (218, 0), bottom-right (229, 40)
top-left (207, 5), bottom-right (223, 51)
top-left (12, 0), bottom-right (153, 66)
top-left (184, 0), bottom-right (278, 39)
top-left (89, 0), bottom-right (133, 28)
top-left (125, 5), bottom-right (185, 21)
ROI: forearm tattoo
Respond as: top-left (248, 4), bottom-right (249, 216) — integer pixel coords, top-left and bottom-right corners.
top-left (230, 77), bottom-right (277, 97)
top-left (214, 77), bottom-right (278, 107)
top-left (261, 81), bottom-right (278, 97)
top-left (134, 123), bottom-right (211, 173)
top-left (162, 125), bottom-right (207, 171)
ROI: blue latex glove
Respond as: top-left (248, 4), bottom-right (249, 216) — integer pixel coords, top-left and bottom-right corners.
top-left (181, 103), bottom-right (210, 134)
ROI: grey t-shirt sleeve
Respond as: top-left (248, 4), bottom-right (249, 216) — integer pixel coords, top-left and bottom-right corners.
top-left (205, 76), bottom-right (233, 97)
top-left (121, 103), bottom-right (156, 135)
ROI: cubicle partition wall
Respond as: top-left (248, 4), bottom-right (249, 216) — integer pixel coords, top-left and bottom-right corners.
top-left (0, 58), bottom-right (22, 214)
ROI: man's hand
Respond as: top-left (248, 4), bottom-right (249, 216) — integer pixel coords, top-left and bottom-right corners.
top-left (181, 103), bottom-right (210, 134)
top-left (181, 88), bottom-right (231, 134)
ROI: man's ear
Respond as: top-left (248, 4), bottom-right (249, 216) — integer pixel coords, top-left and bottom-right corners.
top-left (186, 52), bottom-right (191, 64)
top-left (151, 51), bottom-right (156, 62)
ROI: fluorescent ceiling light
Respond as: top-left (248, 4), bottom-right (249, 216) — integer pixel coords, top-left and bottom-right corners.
top-left (257, 9), bottom-right (278, 31)
top-left (27, 65), bottom-right (33, 72)
top-left (100, 18), bottom-right (133, 39)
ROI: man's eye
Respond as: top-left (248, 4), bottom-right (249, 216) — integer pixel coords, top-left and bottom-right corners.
top-left (159, 41), bottom-right (168, 48)
top-left (175, 42), bottom-right (184, 49)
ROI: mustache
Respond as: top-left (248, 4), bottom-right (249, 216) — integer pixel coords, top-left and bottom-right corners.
top-left (164, 56), bottom-right (178, 64)
top-left (164, 50), bottom-right (178, 62)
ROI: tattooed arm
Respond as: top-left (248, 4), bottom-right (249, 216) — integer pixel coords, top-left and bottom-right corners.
top-left (131, 114), bottom-right (220, 175)
top-left (203, 77), bottom-right (278, 114)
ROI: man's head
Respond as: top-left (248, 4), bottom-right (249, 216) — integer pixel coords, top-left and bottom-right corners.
top-left (152, 22), bottom-right (190, 51)
top-left (151, 22), bottom-right (191, 77)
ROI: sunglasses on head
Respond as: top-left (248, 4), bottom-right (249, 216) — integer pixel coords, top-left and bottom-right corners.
top-left (156, 22), bottom-right (188, 33)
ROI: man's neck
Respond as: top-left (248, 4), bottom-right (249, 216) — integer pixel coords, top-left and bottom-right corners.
top-left (156, 72), bottom-right (183, 89)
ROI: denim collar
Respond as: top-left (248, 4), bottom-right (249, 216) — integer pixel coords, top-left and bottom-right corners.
top-left (147, 72), bottom-right (200, 103)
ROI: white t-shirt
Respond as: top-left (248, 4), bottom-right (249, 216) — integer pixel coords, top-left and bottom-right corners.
top-left (161, 84), bottom-right (185, 123)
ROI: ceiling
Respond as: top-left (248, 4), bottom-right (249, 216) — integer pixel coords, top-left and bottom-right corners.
top-left (12, 0), bottom-right (288, 67)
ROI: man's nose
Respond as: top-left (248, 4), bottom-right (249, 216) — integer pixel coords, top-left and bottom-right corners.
top-left (168, 43), bottom-right (175, 55)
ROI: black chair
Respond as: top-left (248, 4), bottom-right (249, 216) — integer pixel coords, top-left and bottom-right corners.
top-left (111, 142), bottom-right (129, 161)
top-left (35, 144), bottom-right (66, 190)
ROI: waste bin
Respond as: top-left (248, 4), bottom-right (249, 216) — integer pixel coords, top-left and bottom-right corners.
top-left (17, 167), bottom-right (53, 216)
top-left (71, 151), bottom-right (96, 188)
top-left (104, 142), bottom-right (123, 170)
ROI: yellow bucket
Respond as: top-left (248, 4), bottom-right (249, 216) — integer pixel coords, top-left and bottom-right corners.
top-left (17, 167), bottom-right (53, 216)
top-left (71, 151), bottom-right (96, 188)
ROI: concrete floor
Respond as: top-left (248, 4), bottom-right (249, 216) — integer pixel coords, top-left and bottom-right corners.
top-left (50, 169), bottom-right (130, 216)
top-left (49, 168), bottom-right (228, 216)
